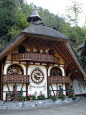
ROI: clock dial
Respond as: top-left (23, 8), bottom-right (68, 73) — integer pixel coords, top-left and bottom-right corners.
top-left (31, 69), bottom-right (44, 84)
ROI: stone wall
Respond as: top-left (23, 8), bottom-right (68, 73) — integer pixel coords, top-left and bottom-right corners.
top-left (72, 79), bottom-right (86, 94)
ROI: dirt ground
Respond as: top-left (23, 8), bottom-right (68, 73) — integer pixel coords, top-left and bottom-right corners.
top-left (0, 98), bottom-right (86, 115)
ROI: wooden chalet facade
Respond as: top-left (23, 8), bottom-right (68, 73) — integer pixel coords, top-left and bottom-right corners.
top-left (0, 9), bottom-right (86, 101)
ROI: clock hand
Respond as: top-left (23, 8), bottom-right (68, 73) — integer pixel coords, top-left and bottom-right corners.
top-left (35, 73), bottom-right (43, 78)
top-left (34, 73), bottom-right (39, 77)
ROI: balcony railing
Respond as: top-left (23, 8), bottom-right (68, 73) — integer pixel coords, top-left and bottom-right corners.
top-left (11, 53), bottom-right (60, 64)
top-left (48, 76), bottom-right (70, 84)
top-left (2, 75), bottom-right (29, 83)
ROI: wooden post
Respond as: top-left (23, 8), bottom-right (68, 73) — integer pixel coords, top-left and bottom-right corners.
top-left (1, 83), bottom-right (3, 101)
top-left (1, 62), bottom-right (4, 100)
top-left (26, 84), bottom-right (28, 97)
top-left (13, 85), bottom-right (17, 101)
top-left (26, 61), bottom-right (30, 97)
top-left (45, 65), bottom-right (49, 98)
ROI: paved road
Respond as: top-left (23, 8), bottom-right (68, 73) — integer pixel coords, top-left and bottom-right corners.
top-left (0, 98), bottom-right (86, 115)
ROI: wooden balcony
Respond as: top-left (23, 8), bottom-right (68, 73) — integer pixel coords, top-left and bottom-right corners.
top-left (48, 76), bottom-right (70, 84)
top-left (2, 75), bottom-right (29, 84)
top-left (11, 53), bottom-right (60, 64)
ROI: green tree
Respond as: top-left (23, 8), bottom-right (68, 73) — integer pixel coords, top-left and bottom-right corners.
top-left (0, 0), bottom-right (19, 37)
top-left (65, 0), bottom-right (83, 26)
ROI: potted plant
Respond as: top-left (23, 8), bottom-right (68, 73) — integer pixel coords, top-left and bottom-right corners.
top-left (49, 95), bottom-right (56, 102)
top-left (37, 94), bottom-right (46, 100)
top-left (18, 94), bottom-right (26, 101)
top-left (27, 94), bottom-right (35, 100)
top-left (68, 93), bottom-right (76, 100)
top-left (58, 94), bottom-right (65, 100)
top-left (68, 93), bottom-right (74, 98)
top-left (72, 94), bottom-right (76, 100)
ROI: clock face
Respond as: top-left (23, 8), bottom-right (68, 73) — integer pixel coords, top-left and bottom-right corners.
top-left (31, 69), bottom-right (44, 84)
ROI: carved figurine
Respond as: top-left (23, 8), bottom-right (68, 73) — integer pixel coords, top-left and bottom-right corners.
top-left (70, 85), bottom-right (74, 93)
top-left (40, 48), bottom-right (43, 54)
top-left (8, 67), bottom-right (12, 75)
top-left (26, 48), bottom-right (30, 52)
top-left (57, 69), bottom-right (60, 76)
top-left (11, 66), bottom-right (17, 74)
top-left (33, 48), bottom-right (37, 53)
top-left (51, 70), bottom-right (55, 76)
top-left (59, 85), bottom-right (63, 95)
top-left (18, 69), bottom-right (22, 75)
top-left (45, 49), bottom-right (49, 54)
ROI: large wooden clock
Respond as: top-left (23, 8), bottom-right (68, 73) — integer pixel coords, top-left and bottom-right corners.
top-left (31, 69), bottom-right (44, 84)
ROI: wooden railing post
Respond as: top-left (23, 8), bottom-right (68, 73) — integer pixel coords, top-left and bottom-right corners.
top-left (48, 76), bottom-right (70, 84)
top-left (2, 75), bottom-right (29, 83)
top-left (11, 53), bottom-right (60, 64)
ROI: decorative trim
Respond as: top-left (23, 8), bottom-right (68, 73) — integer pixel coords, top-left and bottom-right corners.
top-left (29, 83), bottom-right (46, 91)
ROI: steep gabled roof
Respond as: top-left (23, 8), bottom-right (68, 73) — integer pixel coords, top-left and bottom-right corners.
top-left (0, 20), bottom-right (69, 60)
top-left (22, 22), bottom-right (69, 40)
top-left (0, 9), bottom-right (86, 79)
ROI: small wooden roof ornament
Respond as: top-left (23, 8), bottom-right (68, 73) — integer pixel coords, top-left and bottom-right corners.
top-left (27, 8), bottom-right (42, 23)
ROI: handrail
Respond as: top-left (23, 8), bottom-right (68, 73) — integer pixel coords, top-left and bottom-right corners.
top-left (48, 76), bottom-right (70, 84)
top-left (11, 53), bottom-right (60, 64)
top-left (2, 75), bottom-right (29, 83)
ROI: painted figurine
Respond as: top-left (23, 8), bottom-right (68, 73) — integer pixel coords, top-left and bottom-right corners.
top-left (8, 67), bottom-right (12, 75)
top-left (51, 70), bottom-right (55, 76)
top-left (26, 48), bottom-right (30, 52)
top-left (45, 49), bottom-right (49, 54)
top-left (59, 85), bottom-right (63, 95)
top-left (70, 85), bottom-right (74, 93)
top-left (33, 48), bottom-right (37, 53)
top-left (40, 48), bottom-right (43, 54)
top-left (18, 69), bottom-right (22, 75)
top-left (11, 66), bottom-right (17, 74)
top-left (57, 69), bottom-right (60, 76)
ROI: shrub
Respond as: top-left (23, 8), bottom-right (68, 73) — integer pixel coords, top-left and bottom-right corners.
top-left (27, 94), bottom-right (35, 100)
top-left (37, 94), bottom-right (46, 100)
top-left (18, 94), bottom-right (26, 101)
top-left (68, 93), bottom-right (74, 98)
top-left (68, 93), bottom-right (76, 100)
top-left (58, 94), bottom-right (65, 100)
top-left (72, 94), bottom-right (76, 100)
top-left (50, 95), bottom-right (56, 101)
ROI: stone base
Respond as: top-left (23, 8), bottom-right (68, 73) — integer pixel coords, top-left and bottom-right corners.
top-left (0, 96), bottom-right (81, 110)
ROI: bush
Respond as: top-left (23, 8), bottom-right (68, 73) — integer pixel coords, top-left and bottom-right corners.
top-left (72, 94), bottom-right (76, 100)
top-left (18, 94), bottom-right (26, 101)
top-left (27, 94), bottom-right (35, 100)
top-left (50, 95), bottom-right (56, 101)
top-left (68, 93), bottom-right (74, 98)
top-left (37, 94), bottom-right (46, 100)
top-left (58, 94), bottom-right (65, 100)
top-left (68, 93), bottom-right (76, 100)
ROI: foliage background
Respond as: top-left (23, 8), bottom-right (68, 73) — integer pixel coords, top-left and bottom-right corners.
top-left (0, 0), bottom-right (86, 54)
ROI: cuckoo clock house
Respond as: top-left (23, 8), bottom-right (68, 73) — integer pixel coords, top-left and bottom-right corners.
top-left (0, 9), bottom-right (86, 101)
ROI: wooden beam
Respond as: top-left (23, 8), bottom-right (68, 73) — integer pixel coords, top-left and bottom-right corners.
top-left (53, 43), bottom-right (68, 61)
top-left (45, 65), bottom-right (49, 98)
top-left (64, 61), bottom-right (72, 69)
top-left (64, 43), bottom-right (84, 78)
top-left (6, 83), bottom-right (10, 93)
top-left (26, 84), bottom-right (28, 97)
top-left (61, 43), bottom-right (72, 60)
top-left (50, 84), bottom-right (55, 96)
top-left (57, 43), bottom-right (71, 61)
top-left (0, 36), bottom-right (26, 60)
